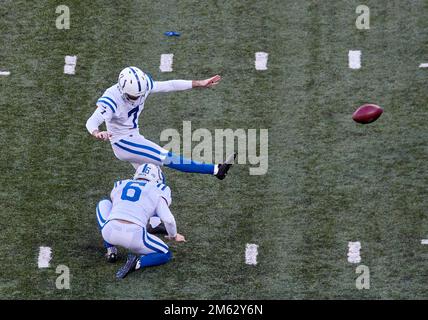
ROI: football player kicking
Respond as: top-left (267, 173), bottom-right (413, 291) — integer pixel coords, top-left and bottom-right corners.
top-left (95, 163), bottom-right (185, 279)
top-left (86, 66), bottom-right (235, 180)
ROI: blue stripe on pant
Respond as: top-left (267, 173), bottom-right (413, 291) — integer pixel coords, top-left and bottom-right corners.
top-left (139, 227), bottom-right (171, 268)
top-left (96, 199), bottom-right (114, 248)
top-left (119, 139), bottom-right (162, 155)
top-left (142, 227), bottom-right (169, 253)
top-left (96, 203), bottom-right (107, 229)
top-left (114, 142), bottom-right (163, 163)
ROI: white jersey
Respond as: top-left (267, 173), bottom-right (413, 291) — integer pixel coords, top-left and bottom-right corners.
top-left (96, 77), bottom-right (154, 143)
top-left (87, 77), bottom-right (192, 143)
top-left (108, 179), bottom-right (172, 227)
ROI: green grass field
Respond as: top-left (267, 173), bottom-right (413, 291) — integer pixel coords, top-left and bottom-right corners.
top-left (0, 0), bottom-right (427, 299)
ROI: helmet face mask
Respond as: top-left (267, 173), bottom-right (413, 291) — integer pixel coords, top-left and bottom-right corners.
top-left (134, 163), bottom-right (164, 184)
top-left (118, 67), bottom-right (148, 101)
top-left (124, 93), bottom-right (139, 101)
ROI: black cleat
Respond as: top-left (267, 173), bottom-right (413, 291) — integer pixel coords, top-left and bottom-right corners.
top-left (105, 247), bottom-right (118, 263)
top-left (215, 153), bottom-right (237, 180)
top-left (147, 222), bottom-right (168, 235)
top-left (116, 253), bottom-right (138, 279)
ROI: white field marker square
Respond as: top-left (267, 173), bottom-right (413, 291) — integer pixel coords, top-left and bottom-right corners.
top-left (245, 243), bottom-right (259, 265)
top-left (255, 52), bottom-right (269, 70)
top-left (38, 246), bottom-right (52, 268)
top-left (347, 241), bottom-right (361, 264)
top-left (348, 50), bottom-right (361, 69)
top-left (64, 55), bottom-right (77, 75)
top-left (160, 54), bottom-right (174, 72)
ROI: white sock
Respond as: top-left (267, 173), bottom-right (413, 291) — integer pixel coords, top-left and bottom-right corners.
top-left (213, 164), bottom-right (219, 175)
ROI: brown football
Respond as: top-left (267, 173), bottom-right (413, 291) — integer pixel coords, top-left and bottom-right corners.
top-left (352, 104), bottom-right (383, 124)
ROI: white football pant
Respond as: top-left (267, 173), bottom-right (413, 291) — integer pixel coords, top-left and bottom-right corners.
top-left (96, 199), bottom-right (169, 255)
top-left (111, 133), bottom-right (168, 170)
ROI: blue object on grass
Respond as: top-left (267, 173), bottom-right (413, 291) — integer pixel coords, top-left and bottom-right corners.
top-left (164, 31), bottom-right (180, 37)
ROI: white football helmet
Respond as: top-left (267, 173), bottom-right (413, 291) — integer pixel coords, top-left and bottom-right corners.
top-left (118, 67), bottom-right (149, 101)
top-left (134, 163), bottom-right (165, 184)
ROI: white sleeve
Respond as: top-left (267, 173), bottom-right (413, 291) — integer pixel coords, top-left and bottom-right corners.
top-left (110, 182), bottom-right (120, 202)
top-left (161, 186), bottom-right (172, 206)
top-left (151, 80), bottom-right (192, 93)
top-left (155, 184), bottom-right (172, 206)
top-left (86, 108), bottom-right (105, 135)
top-left (156, 198), bottom-right (177, 238)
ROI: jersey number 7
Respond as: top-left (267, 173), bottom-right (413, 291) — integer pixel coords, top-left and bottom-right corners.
top-left (128, 106), bottom-right (139, 129)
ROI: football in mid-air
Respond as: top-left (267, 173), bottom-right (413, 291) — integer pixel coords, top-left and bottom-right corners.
top-left (352, 104), bottom-right (383, 124)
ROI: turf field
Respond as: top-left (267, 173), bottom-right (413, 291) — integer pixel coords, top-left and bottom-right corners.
top-left (0, 0), bottom-right (427, 299)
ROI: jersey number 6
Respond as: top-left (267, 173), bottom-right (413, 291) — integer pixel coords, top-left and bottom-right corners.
top-left (120, 181), bottom-right (146, 202)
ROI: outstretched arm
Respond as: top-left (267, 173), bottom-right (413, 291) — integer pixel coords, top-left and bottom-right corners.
top-left (192, 75), bottom-right (221, 88)
top-left (151, 75), bottom-right (221, 93)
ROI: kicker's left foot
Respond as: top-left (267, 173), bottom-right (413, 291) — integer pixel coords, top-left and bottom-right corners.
top-left (215, 153), bottom-right (237, 180)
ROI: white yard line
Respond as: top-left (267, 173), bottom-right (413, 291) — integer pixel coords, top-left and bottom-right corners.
top-left (419, 63), bottom-right (428, 68)
top-left (245, 243), bottom-right (259, 265)
top-left (159, 54), bottom-right (174, 72)
top-left (38, 246), bottom-right (52, 268)
top-left (255, 52), bottom-right (269, 70)
top-left (421, 239), bottom-right (428, 245)
top-left (0, 71), bottom-right (11, 76)
top-left (347, 241), bottom-right (361, 264)
top-left (348, 50), bottom-right (361, 69)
